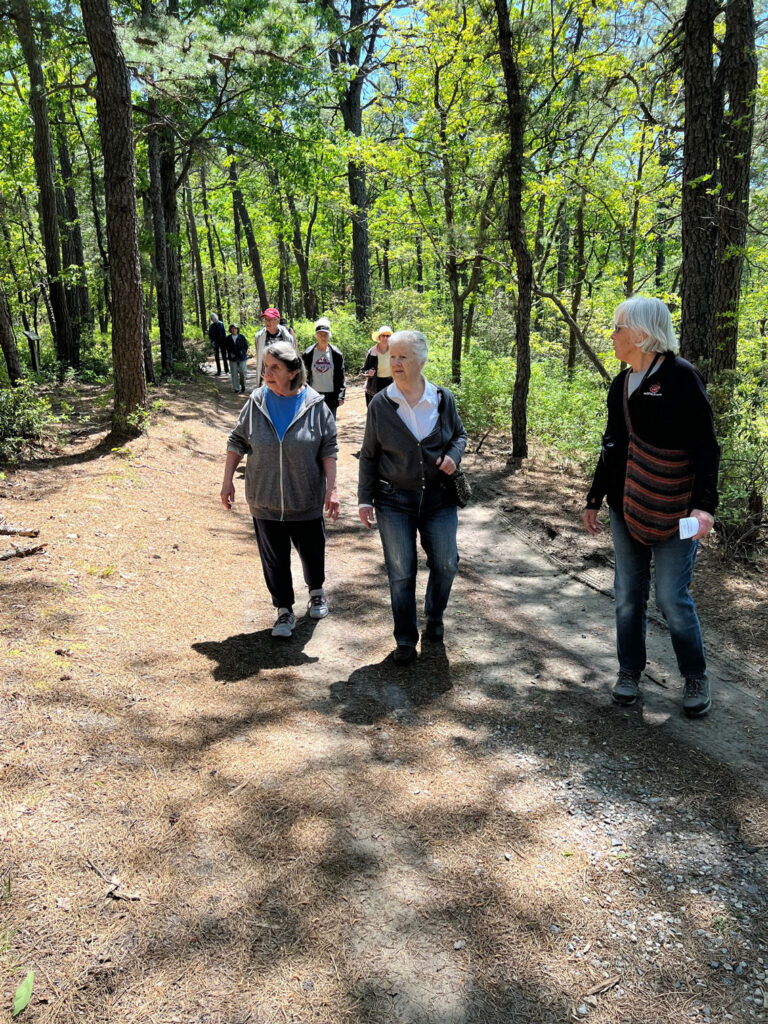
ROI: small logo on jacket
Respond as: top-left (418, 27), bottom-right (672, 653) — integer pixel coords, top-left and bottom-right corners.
top-left (644, 382), bottom-right (662, 395)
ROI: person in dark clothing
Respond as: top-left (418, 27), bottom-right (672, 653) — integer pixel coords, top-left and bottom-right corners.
top-left (302, 318), bottom-right (346, 418)
top-left (582, 295), bottom-right (720, 717)
top-left (226, 324), bottom-right (249, 393)
top-left (362, 325), bottom-right (394, 406)
top-left (358, 329), bottom-right (467, 666)
top-left (208, 314), bottom-right (228, 376)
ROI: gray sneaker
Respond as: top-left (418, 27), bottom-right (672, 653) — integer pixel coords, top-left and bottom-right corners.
top-left (271, 608), bottom-right (296, 638)
top-left (612, 670), bottom-right (641, 706)
top-left (307, 592), bottom-right (329, 619)
top-left (683, 676), bottom-right (711, 717)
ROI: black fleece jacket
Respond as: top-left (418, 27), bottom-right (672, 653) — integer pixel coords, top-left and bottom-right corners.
top-left (358, 385), bottom-right (467, 505)
top-left (586, 354), bottom-right (720, 516)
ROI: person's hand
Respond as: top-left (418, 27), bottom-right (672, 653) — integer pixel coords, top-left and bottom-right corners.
top-left (338, 399), bottom-right (344, 406)
top-left (367, 369), bottom-right (375, 377)
top-left (359, 506), bottom-right (375, 529)
top-left (582, 508), bottom-right (602, 535)
top-left (221, 481), bottom-right (235, 510)
top-left (437, 454), bottom-right (456, 475)
top-left (690, 509), bottom-right (714, 541)
top-left (325, 488), bottom-right (340, 523)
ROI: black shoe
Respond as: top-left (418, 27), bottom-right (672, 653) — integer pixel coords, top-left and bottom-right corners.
top-left (423, 621), bottom-right (444, 642)
top-left (683, 676), bottom-right (711, 717)
top-left (612, 670), bottom-right (641, 706)
top-left (393, 645), bottom-right (417, 666)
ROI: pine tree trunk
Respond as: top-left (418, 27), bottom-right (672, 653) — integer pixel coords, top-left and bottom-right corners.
top-left (680, 0), bottom-right (718, 372)
top-left (54, 107), bottom-right (93, 334)
top-left (10, 0), bottom-right (75, 365)
top-left (160, 128), bottom-right (185, 357)
top-left (0, 283), bottom-right (23, 384)
top-left (495, 0), bottom-right (533, 461)
top-left (183, 177), bottom-right (206, 336)
top-left (148, 101), bottom-right (174, 374)
top-left (200, 165), bottom-right (223, 317)
top-left (80, 0), bottom-right (147, 434)
top-left (712, 0), bottom-right (757, 374)
top-left (70, 96), bottom-right (111, 331)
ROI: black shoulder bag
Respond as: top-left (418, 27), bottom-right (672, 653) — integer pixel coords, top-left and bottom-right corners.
top-left (438, 390), bottom-right (472, 508)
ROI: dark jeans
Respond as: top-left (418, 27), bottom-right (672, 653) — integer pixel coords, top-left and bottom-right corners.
top-left (610, 508), bottom-right (706, 679)
top-left (252, 517), bottom-right (326, 610)
top-left (375, 484), bottom-right (458, 647)
top-left (213, 341), bottom-right (229, 375)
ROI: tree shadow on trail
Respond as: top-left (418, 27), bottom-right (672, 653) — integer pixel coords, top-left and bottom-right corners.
top-left (193, 622), bottom-right (319, 683)
top-left (328, 645), bottom-right (453, 724)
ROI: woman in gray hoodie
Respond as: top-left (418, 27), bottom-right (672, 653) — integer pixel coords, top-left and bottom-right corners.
top-left (221, 341), bottom-right (339, 637)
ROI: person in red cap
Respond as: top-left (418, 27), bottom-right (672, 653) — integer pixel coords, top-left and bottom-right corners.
top-left (254, 307), bottom-right (295, 384)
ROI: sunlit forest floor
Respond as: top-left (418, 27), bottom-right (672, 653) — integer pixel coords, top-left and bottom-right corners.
top-left (1, 366), bottom-right (767, 1024)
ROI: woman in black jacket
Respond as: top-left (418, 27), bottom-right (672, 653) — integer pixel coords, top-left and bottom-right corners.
top-left (582, 295), bottom-right (720, 717)
top-left (358, 330), bottom-right (467, 665)
top-left (362, 325), bottom-right (394, 406)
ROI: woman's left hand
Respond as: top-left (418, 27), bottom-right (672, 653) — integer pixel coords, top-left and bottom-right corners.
top-left (690, 509), bottom-right (714, 541)
top-left (325, 488), bottom-right (340, 523)
top-left (437, 454), bottom-right (457, 476)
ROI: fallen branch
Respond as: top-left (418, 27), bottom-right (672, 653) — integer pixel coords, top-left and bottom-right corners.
top-left (0, 525), bottom-right (39, 537)
top-left (85, 857), bottom-right (141, 901)
top-left (582, 974), bottom-right (621, 997)
top-left (0, 543), bottom-right (46, 561)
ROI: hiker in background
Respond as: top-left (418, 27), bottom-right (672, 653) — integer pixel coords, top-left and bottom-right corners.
top-left (226, 324), bottom-right (249, 394)
top-left (281, 317), bottom-right (299, 350)
top-left (253, 307), bottom-right (295, 384)
top-left (221, 340), bottom-right (339, 638)
top-left (358, 329), bottom-right (466, 666)
top-left (302, 317), bottom-right (346, 419)
top-left (362, 325), bottom-right (394, 407)
top-left (208, 313), bottom-right (228, 376)
top-left (582, 295), bottom-right (720, 718)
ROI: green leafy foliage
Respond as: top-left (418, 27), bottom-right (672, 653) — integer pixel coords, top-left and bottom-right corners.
top-left (0, 384), bottom-right (53, 465)
top-left (12, 968), bottom-right (33, 1017)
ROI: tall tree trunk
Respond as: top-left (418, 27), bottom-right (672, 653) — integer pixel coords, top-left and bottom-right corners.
top-left (568, 192), bottom-right (586, 371)
top-left (70, 95), bottom-right (111, 331)
top-left (80, 0), bottom-right (147, 433)
top-left (199, 164), bottom-right (223, 317)
top-left (183, 176), bottom-right (206, 336)
top-left (415, 235), bottom-right (423, 293)
top-left (147, 100), bottom-right (174, 374)
top-left (680, 0), bottom-right (718, 372)
top-left (10, 0), bottom-right (75, 366)
top-left (0, 283), bottom-right (23, 384)
top-left (712, 0), bottom-right (757, 375)
top-left (54, 107), bottom-right (93, 335)
top-left (285, 189), bottom-right (318, 320)
top-left (495, 0), bottom-right (533, 461)
top-left (160, 128), bottom-right (185, 357)
top-left (227, 150), bottom-right (268, 311)
top-left (343, 119), bottom-right (370, 319)
top-left (232, 193), bottom-right (245, 324)
top-left (1, 223), bottom-right (31, 333)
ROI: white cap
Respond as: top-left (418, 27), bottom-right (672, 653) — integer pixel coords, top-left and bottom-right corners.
top-left (314, 317), bottom-right (331, 332)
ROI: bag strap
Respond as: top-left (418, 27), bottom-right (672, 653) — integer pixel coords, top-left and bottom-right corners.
top-left (622, 352), bottom-right (662, 436)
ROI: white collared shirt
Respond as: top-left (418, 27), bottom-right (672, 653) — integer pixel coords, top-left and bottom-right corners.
top-left (387, 378), bottom-right (439, 440)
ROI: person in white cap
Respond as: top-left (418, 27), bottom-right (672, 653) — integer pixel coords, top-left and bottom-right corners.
top-left (302, 318), bottom-right (346, 419)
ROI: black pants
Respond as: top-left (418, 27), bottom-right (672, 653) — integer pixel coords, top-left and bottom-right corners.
top-left (365, 377), bottom-right (393, 407)
top-left (214, 341), bottom-right (229, 375)
top-left (252, 517), bottom-right (326, 610)
top-left (319, 393), bottom-right (339, 418)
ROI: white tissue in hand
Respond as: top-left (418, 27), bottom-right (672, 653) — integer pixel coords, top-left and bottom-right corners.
top-left (679, 516), bottom-right (698, 539)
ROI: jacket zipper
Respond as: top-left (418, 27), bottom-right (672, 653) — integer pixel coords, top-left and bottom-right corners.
top-left (250, 391), bottom-right (321, 521)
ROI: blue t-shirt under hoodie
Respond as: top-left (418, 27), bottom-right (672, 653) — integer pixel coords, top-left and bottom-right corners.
top-left (265, 388), bottom-right (305, 440)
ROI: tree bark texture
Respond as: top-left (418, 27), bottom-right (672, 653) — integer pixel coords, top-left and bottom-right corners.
top-left (54, 108), bottom-right (93, 335)
top-left (0, 283), bottom-right (23, 384)
top-left (80, 0), bottom-right (147, 431)
top-left (285, 189), bottom-right (318, 321)
top-left (70, 96), bottom-right (111, 331)
top-left (495, 0), bottom-right (533, 461)
top-left (227, 152), bottom-right (269, 312)
top-left (159, 128), bottom-right (185, 357)
top-left (183, 177), bottom-right (206, 335)
top-left (11, 0), bottom-right (75, 365)
top-left (712, 0), bottom-right (757, 374)
top-left (680, 0), bottom-right (718, 371)
top-left (200, 164), bottom-right (223, 317)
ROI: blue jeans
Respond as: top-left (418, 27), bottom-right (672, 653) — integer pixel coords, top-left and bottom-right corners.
top-left (610, 508), bottom-right (706, 679)
top-left (375, 484), bottom-right (459, 647)
top-left (231, 359), bottom-right (247, 392)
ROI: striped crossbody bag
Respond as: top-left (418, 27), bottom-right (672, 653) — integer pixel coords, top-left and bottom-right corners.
top-left (622, 355), bottom-right (694, 546)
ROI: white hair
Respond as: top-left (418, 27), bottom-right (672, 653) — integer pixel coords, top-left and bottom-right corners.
top-left (615, 296), bottom-right (679, 354)
top-left (389, 329), bottom-right (428, 364)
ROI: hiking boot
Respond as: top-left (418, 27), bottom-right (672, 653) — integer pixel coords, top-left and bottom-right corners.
top-left (393, 644), bottom-right (417, 667)
top-left (271, 608), bottom-right (295, 639)
top-left (307, 591), bottom-right (328, 619)
top-left (612, 669), bottom-right (641, 706)
top-left (422, 620), bottom-right (444, 642)
top-left (683, 676), bottom-right (711, 718)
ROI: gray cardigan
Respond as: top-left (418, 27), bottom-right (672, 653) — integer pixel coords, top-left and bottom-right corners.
top-left (227, 386), bottom-right (338, 521)
top-left (357, 385), bottom-right (467, 505)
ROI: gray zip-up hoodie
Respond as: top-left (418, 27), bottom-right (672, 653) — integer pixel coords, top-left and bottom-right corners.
top-left (227, 385), bottom-right (338, 521)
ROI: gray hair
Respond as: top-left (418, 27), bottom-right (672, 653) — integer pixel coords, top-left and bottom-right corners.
top-left (389, 329), bottom-right (428, 364)
top-left (266, 340), bottom-right (306, 391)
top-left (615, 296), bottom-right (679, 354)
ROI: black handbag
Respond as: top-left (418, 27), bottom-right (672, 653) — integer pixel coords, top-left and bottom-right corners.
top-left (438, 390), bottom-right (471, 508)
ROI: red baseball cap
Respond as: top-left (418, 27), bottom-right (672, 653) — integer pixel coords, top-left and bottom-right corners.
top-left (261, 307), bottom-right (280, 319)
